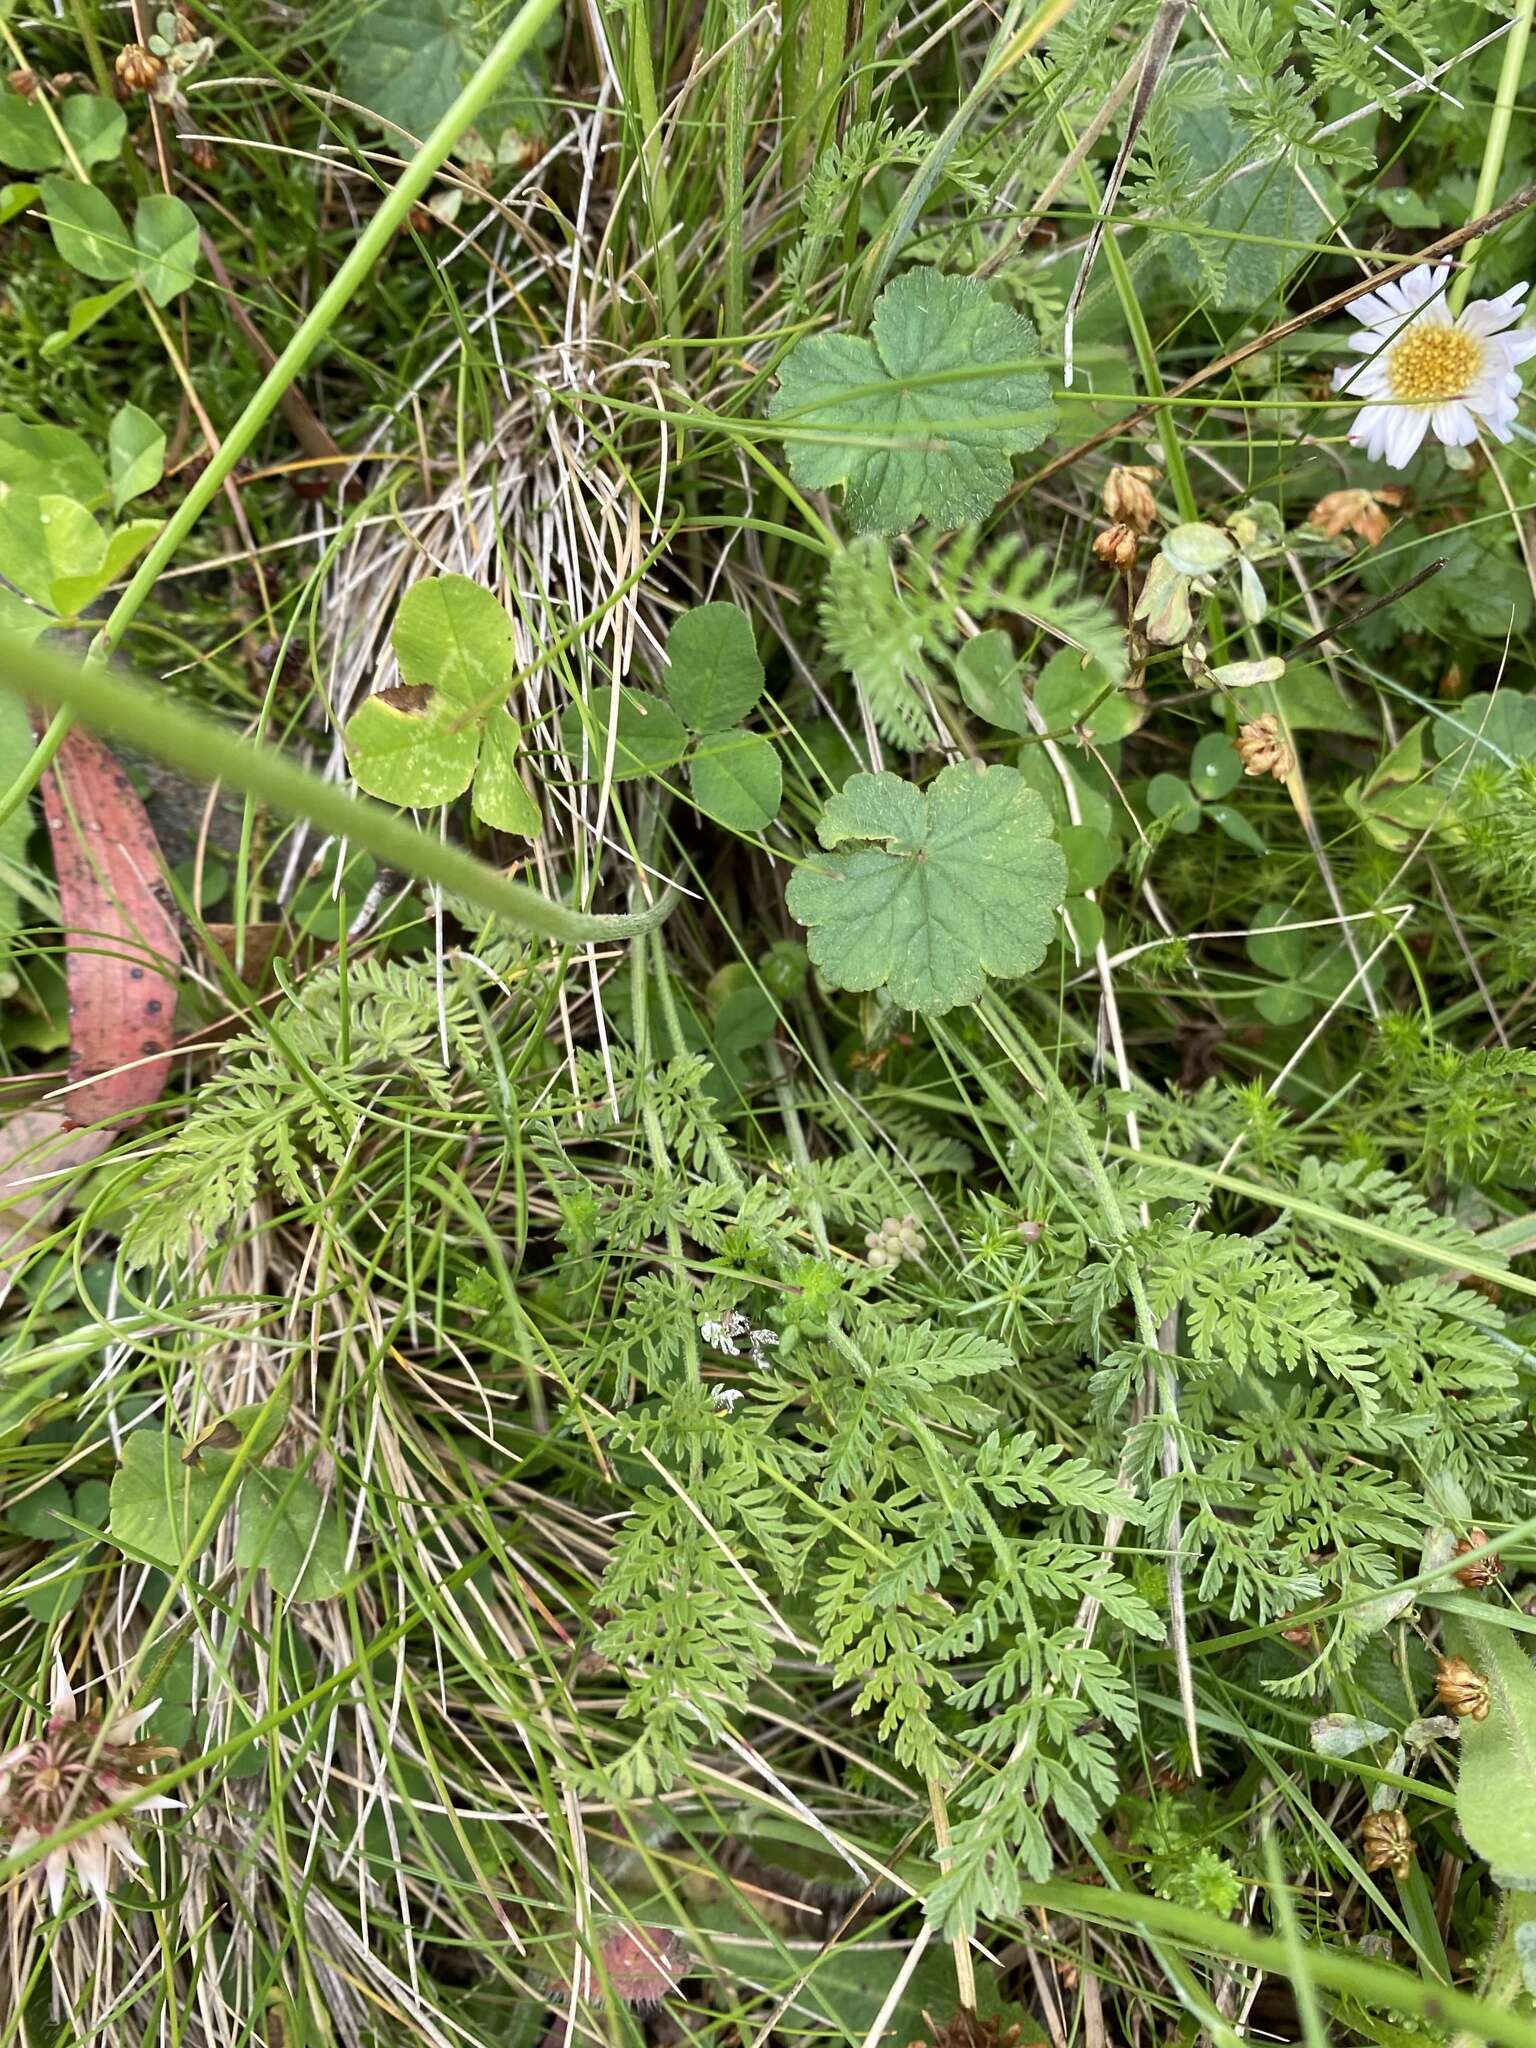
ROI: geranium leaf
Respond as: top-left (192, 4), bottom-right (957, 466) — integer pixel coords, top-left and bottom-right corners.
top-left (786, 762), bottom-right (1067, 1013)
top-left (768, 269), bottom-right (1054, 535)
top-left (690, 729), bottom-right (781, 832)
top-left (109, 1428), bottom-right (225, 1569)
top-left (663, 602), bottom-right (765, 730)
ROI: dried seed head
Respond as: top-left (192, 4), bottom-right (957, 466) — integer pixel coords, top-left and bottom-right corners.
top-left (1092, 522), bottom-right (1138, 572)
top-left (1454, 1530), bottom-right (1502, 1589)
top-left (1280, 1616), bottom-right (1312, 1647)
top-left (114, 42), bottom-right (164, 90)
top-left (174, 7), bottom-right (200, 41)
top-left (1235, 714), bottom-right (1295, 782)
top-left (1434, 1654), bottom-right (1490, 1721)
top-left (7, 67), bottom-right (41, 100)
top-left (1361, 1808), bottom-right (1415, 1878)
top-left (183, 135), bottom-right (218, 173)
top-left (1102, 464), bottom-right (1160, 533)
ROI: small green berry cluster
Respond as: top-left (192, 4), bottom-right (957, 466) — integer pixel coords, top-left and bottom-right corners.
top-left (864, 1213), bottom-right (926, 1270)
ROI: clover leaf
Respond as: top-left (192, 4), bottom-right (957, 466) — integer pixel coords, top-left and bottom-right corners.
top-left (344, 573), bottom-right (541, 834)
top-left (663, 600), bottom-right (764, 729)
top-left (767, 270), bottom-right (1054, 535)
top-left (562, 601), bottom-right (782, 832)
top-left (786, 763), bottom-right (1066, 1013)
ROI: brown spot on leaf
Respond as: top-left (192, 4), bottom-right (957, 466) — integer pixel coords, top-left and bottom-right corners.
top-left (374, 683), bottom-right (436, 716)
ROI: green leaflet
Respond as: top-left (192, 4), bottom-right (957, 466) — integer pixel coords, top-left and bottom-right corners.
top-left (1443, 1608), bottom-right (1536, 1885)
top-left (344, 573), bottom-right (542, 833)
top-left (768, 269), bottom-right (1054, 534)
top-left (662, 601), bottom-right (765, 730)
top-left (235, 1468), bottom-right (347, 1603)
top-left (786, 763), bottom-right (1067, 1013)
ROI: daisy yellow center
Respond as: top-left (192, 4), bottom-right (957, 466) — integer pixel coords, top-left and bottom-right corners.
top-left (1386, 324), bottom-right (1482, 404)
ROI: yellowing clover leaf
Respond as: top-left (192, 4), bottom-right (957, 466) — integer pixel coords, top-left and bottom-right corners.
top-left (786, 763), bottom-right (1066, 1013)
top-left (767, 270), bottom-right (1054, 535)
top-left (343, 573), bottom-right (541, 833)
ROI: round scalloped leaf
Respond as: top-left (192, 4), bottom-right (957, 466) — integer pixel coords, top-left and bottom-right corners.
top-left (786, 763), bottom-right (1066, 1014)
top-left (767, 269), bottom-right (1054, 535)
top-left (690, 729), bottom-right (781, 832)
top-left (344, 684), bottom-right (480, 806)
top-left (663, 602), bottom-right (765, 731)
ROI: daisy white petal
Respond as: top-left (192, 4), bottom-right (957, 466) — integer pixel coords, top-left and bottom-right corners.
top-left (1431, 401), bottom-right (1478, 445)
top-left (1386, 407), bottom-right (1431, 465)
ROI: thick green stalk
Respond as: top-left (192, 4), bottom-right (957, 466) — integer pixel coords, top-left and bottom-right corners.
top-left (0, 0), bottom-right (563, 832)
top-left (1450, 0), bottom-right (1536, 312)
top-left (0, 632), bottom-right (675, 945)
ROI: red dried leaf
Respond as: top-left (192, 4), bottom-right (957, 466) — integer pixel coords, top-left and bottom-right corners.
top-left (39, 725), bottom-right (179, 1129)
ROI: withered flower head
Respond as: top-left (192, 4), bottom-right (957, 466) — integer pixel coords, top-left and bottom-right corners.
top-left (1307, 487), bottom-right (1403, 549)
top-left (1235, 714), bottom-right (1295, 782)
top-left (1092, 523), bottom-right (1138, 572)
top-left (1434, 1654), bottom-right (1490, 1721)
top-left (1103, 464), bottom-right (1160, 534)
top-left (1454, 1529), bottom-right (1502, 1589)
top-left (1361, 1809), bottom-right (1415, 1878)
top-left (0, 1660), bottom-right (179, 1913)
top-left (114, 43), bottom-right (164, 91)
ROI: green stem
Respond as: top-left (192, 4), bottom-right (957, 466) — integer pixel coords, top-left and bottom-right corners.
top-left (0, 0), bottom-right (563, 830)
top-left (722, 0), bottom-right (749, 338)
top-left (1450, 0), bottom-right (1536, 312)
top-left (626, 2), bottom-right (686, 385)
top-left (0, 632), bottom-right (675, 945)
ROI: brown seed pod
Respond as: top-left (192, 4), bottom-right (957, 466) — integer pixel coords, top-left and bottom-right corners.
top-left (1361, 1809), bottom-right (1415, 1878)
top-left (7, 67), bottom-right (42, 101)
top-left (114, 42), bottom-right (164, 92)
top-left (183, 135), bottom-right (218, 173)
top-left (1454, 1529), bottom-right (1502, 1589)
top-left (1434, 1654), bottom-right (1490, 1721)
top-left (1092, 522), bottom-right (1138, 572)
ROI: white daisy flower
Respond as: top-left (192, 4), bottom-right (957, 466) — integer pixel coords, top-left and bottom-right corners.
top-left (1333, 263), bottom-right (1536, 467)
top-left (0, 1659), bottom-right (180, 1913)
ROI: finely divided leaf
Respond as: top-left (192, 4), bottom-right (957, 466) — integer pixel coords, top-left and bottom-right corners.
top-left (768, 270), bottom-right (1054, 534)
top-left (787, 763), bottom-right (1067, 1012)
